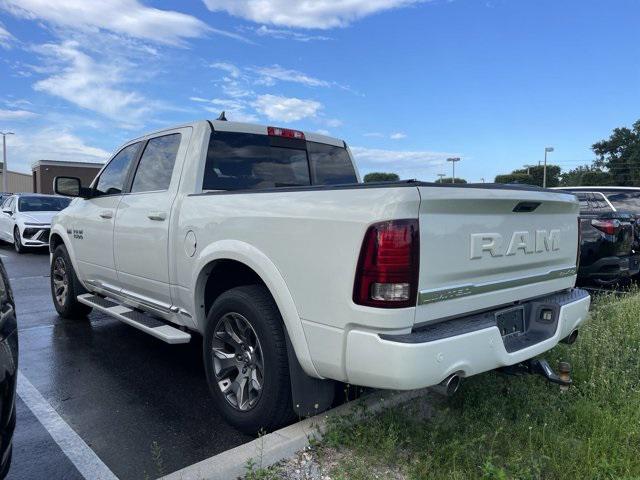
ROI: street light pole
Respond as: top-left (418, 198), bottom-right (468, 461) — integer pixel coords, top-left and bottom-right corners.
top-left (446, 157), bottom-right (460, 184)
top-left (1, 132), bottom-right (14, 194)
top-left (543, 147), bottom-right (554, 188)
top-left (437, 173), bottom-right (446, 183)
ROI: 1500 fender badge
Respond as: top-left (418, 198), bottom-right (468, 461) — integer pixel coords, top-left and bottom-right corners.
top-left (470, 230), bottom-right (560, 259)
top-left (72, 229), bottom-right (84, 240)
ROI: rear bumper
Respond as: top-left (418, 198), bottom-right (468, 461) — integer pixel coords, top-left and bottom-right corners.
top-left (578, 255), bottom-right (640, 281)
top-left (344, 289), bottom-right (590, 390)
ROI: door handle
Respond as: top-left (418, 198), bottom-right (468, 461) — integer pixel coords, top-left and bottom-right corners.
top-left (147, 211), bottom-right (167, 221)
top-left (99, 210), bottom-right (113, 219)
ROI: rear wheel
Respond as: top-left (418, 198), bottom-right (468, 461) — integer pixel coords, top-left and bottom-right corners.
top-left (50, 244), bottom-right (93, 318)
top-left (203, 285), bottom-right (293, 434)
top-left (13, 227), bottom-right (25, 254)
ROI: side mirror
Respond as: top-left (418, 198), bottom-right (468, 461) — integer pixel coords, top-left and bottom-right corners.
top-left (54, 176), bottom-right (92, 198)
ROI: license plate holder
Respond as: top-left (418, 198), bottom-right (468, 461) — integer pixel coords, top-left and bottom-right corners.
top-left (496, 306), bottom-right (525, 338)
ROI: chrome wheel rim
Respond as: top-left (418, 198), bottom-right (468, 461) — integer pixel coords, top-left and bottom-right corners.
top-left (52, 256), bottom-right (68, 306)
top-left (211, 312), bottom-right (264, 412)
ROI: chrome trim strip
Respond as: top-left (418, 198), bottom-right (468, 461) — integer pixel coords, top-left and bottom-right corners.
top-left (119, 288), bottom-right (173, 313)
top-left (85, 280), bottom-right (175, 314)
top-left (418, 267), bottom-right (577, 305)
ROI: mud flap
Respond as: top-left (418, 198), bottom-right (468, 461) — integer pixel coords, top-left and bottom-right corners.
top-left (284, 331), bottom-right (335, 417)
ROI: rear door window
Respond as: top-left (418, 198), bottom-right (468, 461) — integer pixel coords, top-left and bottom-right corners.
top-left (131, 134), bottom-right (182, 193)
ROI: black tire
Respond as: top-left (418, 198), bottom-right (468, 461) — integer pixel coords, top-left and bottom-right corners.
top-left (50, 244), bottom-right (93, 318)
top-left (204, 285), bottom-right (293, 435)
top-left (13, 227), bottom-right (24, 254)
top-left (0, 444), bottom-right (12, 480)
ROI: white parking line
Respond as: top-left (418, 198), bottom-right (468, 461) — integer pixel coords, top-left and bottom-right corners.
top-left (17, 371), bottom-right (119, 480)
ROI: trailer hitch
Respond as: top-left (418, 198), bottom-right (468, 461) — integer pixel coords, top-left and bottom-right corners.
top-left (500, 359), bottom-right (572, 390)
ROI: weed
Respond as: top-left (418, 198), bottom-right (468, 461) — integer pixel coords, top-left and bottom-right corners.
top-left (323, 289), bottom-right (640, 479)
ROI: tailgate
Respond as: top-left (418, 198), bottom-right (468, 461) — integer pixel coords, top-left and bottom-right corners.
top-left (415, 186), bottom-right (579, 325)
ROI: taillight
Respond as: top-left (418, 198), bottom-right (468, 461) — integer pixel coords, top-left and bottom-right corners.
top-left (591, 218), bottom-right (620, 236)
top-left (353, 219), bottom-right (419, 308)
top-left (267, 126), bottom-right (305, 140)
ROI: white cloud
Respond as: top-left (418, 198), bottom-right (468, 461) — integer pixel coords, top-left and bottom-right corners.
top-left (211, 62), bottom-right (242, 79)
top-left (6, 127), bottom-right (110, 172)
top-left (250, 65), bottom-right (330, 88)
top-left (0, 109), bottom-right (38, 120)
top-left (253, 94), bottom-right (322, 122)
top-left (324, 118), bottom-right (343, 128)
top-left (350, 146), bottom-right (456, 180)
top-left (0, 23), bottom-right (14, 48)
top-left (197, 62), bottom-right (331, 124)
top-left (0, 0), bottom-right (232, 46)
top-left (190, 96), bottom-right (259, 123)
top-left (32, 41), bottom-right (150, 123)
top-left (203, 106), bottom-right (259, 123)
top-left (364, 131), bottom-right (407, 139)
top-left (390, 132), bottom-right (407, 140)
top-left (254, 25), bottom-right (331, 42)
top-left (202, 0), bottom-right (426, 29)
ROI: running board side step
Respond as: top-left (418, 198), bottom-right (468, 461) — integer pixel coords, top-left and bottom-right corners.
top-left (77, 294), bottom-right (191, 344)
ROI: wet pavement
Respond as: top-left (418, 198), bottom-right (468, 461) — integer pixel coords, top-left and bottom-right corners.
top-left (1, 244), bottom-right (252, 479)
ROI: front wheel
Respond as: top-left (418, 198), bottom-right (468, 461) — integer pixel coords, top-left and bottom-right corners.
top-left (204, 285), bottom-right (293, 435)
top-left (50, 244), bottom-right (93, 318)
top-left (13, 227), bottom-right (24, 254)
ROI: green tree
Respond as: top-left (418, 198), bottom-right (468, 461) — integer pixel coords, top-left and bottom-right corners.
top-left (592, 120), bottom-right (640, 186)
top-left (512, 165), bottom-right (561, 187)
top-left (363, 172), bottom-right (400, 182)
top-left (435, 177), bottom-right (467, 184)
top-left (495, 173), bottom-right (534, 185)
top-left (560, 165), bottom-right (614, 186)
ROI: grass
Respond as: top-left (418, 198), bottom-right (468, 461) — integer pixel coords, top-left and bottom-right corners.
top-left (321, 289), bottom-right (640, 480)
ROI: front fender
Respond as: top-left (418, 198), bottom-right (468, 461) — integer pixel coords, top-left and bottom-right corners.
top-left (49, 223), bottom-right (89, 290)
top-left (193, 239), bottom-right (321, 379)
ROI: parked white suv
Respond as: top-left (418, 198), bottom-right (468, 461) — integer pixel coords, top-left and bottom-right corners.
top-left (0, 194), bottom-right (71, 253)
top-left (49, 120), bottom-right (590, 433)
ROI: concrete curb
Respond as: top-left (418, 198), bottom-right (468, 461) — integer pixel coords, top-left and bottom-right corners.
top-left (161, 387), bottom-right (430, 480)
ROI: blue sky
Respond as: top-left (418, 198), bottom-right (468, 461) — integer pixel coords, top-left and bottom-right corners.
top-left (1, 0), bottom-right (639, 182)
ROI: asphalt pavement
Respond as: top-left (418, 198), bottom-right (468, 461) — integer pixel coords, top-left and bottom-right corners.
top-left (1, 243), bottom-right (252, 480)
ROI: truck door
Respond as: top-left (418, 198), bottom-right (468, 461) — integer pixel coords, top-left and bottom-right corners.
top-left (71, 142), bottom-right (142, 287)
top-left (113, 128), bottom-right (190, 309)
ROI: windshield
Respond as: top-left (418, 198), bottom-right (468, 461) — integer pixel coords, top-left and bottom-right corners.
top-left (602, 191), bottom-right (640, 214)
top-left (18, 196), bottom-right (71, 212)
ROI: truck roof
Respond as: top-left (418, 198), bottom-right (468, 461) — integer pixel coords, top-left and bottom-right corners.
top-left (126, 119), bottom-right (346, 149)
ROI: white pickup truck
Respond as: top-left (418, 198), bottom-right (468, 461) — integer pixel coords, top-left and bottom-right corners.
top-left (50, 120), bottom-right (590, 433)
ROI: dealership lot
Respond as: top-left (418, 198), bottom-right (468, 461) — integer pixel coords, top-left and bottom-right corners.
top-left (1, 245), bottom-right (252, 480)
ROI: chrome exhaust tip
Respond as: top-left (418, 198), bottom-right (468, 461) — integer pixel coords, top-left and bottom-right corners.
top-left (561, 329), bottom-right (579, 345)
top-left (431, 373), bottom-right (462, 397)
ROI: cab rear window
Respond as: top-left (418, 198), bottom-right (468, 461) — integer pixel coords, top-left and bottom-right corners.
top-left (202, 131), bottom-right (357, 191)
